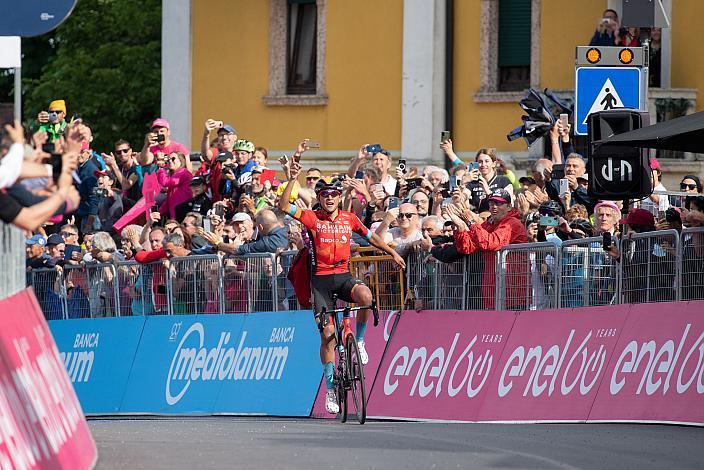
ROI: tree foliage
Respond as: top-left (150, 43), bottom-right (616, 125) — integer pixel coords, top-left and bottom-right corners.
top-left (21, 0), bottom-right (162, 151)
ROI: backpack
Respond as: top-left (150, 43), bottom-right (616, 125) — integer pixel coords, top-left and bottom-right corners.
top-left (287, 247), bottom-right (312, 308)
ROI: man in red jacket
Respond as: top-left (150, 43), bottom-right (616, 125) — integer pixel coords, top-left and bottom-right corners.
top-left (451, 189), bottom-right (529, 310)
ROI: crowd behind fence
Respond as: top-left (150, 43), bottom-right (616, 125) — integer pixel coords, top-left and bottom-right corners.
top-left (27, 228), bottom-right (704, 320)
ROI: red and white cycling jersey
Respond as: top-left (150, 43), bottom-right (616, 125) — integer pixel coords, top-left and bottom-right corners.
top-left (292, 208), bottom-right (372, 275)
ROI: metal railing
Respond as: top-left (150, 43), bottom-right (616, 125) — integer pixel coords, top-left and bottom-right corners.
top-left (26, 228), bottom-right (704, 320)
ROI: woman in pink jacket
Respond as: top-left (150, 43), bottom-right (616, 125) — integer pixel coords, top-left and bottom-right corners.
top-left (157, 151), bottom-right (193, 219)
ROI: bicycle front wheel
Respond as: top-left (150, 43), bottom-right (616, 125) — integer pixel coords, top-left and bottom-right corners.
top-left (337, 358), bottom-right (348, 423)
top-left (346, 333), bottom-right (367, 424)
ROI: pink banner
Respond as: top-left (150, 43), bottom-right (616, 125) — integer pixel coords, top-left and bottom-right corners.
top-left (367, 310), bottom-right (517, 421)
top-left (0, 289), bottom-right (97, 469)
top-left (311, 310), bottom-right (400, 419)
top-left (589, 301), bottom-right (704, 424)
top-left (478, 306), bottom-right (628, 421)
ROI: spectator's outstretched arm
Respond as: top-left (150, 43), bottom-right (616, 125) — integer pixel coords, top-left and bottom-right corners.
top-left (440, 138), bottom-right (464, 167)
top-left (0, 121), bottom-right (26, 189)
top-left (347, 144), bottom-right (369, 177)
top-left (277, 161), bottom-right (301, 215)
top-left (138, 133), bottom-right (156, 166)
top-left (549, 122), bottom-right (563, 164)
top-left (374, 210), bottom-right (396, 240)
top-left (236, 229), bottom-right (287, 255)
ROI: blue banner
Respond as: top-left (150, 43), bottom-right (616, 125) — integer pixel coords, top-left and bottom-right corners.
top-left (49, 317), bottom-right (146, 414)
top-left (120, 311), bottom-right (321, 416)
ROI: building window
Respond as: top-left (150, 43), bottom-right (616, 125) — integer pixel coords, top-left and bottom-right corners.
top-left (475, 0), bottom-right (541, 102)
top-left (498, 0), bottom-right (531, 91)
top-left (264, 0), bottom-right (327, 106)
top-left (287, 0), bottom-right (317, 94)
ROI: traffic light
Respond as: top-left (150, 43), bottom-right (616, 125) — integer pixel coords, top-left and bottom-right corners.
top-left (587, 109), bottom-right (652, 200)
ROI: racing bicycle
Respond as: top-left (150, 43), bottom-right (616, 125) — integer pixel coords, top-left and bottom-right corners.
top-left (317, 295), bottom-right (379, 424)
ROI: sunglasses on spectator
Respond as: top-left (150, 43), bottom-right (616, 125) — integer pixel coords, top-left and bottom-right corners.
top-left (61, 231), bottom-right (78, 238)
top-left (318, 190), bottom-right (340, 198)
top-left (306, 176), bottom-right (320, 181)
top-left (681, 183), bottom-right (698, 190)
top-left (115, 148), bottom-right (131, 154)
top-left (398, 213), bottom-right (417, 219)
top-left (48, 110), bottom-right (63, 114)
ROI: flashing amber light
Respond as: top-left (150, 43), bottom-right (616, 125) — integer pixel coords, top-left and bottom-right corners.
top-left (586, 48), bottom-right (601, 64)
top-left (619, 48), bottom-right (634, 64)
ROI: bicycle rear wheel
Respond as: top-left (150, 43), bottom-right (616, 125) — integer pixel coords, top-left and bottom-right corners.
top-left (346, 333), bottom-right (367, 424)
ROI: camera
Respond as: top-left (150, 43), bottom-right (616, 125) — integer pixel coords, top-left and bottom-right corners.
top-left (94, 187), bottom-right (108, 197)
top-left (156, 134), bottom-right (166, 144)
top-left (221, 164), bottom-right (236, 176)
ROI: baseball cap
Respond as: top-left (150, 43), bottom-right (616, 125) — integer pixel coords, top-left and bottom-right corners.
top-left (232, 212), bottom-right (252, 223)
top-left (47, 233), bottom-right (64, 246)
top-left (519, 176), bottom-right (536, 185)
top-left (488, 189), bottom-right (511, 204)
top-left (620, 208), bottom-right (655, 228)
top-left (218, 124), bottom-right (236, 135)
top-left (216, 150), bottom-right (233, 162)
top-left (151, 118), bottom-right (170, 130)
top-left (594, 200), bottom-right (620, 213)
top-left (190, 176), bottom-right (206, 186)
top-left (93, 169), bottom-right (114, 179)
top-left (25, 234), bottom-right (46, 247)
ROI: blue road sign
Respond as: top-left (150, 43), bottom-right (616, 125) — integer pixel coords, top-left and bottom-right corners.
top-left (574, 67), bottom-right (643, 135)
top-left (0, 0), bottom-right (77, 37)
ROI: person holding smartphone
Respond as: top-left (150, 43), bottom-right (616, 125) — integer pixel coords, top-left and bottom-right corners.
top-left (139, 118), bottom-right (191, 172)
top-left (466, 148), bottom-right (514, 213)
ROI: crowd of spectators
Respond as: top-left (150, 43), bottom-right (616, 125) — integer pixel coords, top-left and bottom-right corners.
top-left (4, 97), bottom-right (704, 317)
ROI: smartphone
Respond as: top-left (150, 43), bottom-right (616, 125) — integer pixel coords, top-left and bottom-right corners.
top-left (223, 234), bottom-right (230, 244)
top-left (365, 144), bottom-right (382, 154)
top-left (397, 159), bottom-right (407, 174)
top-left (467, 162), bottom-right (479, 172)
top-left (449, 175), bottom-right (458, 191)
top-left (64, 244), bottom-right (82, 262)
top-left (559, 113), bottom-right (569, 128)
top-left (551, 164), bottom-right (565, 180)
top-left (602, 232), bottom-right (612, 250)
top-left (539, 216), bottom-right (559, 227)
top-left (214, 204), bottom-right (225, 217)
top-left (559, 178), bottom-right (570, 198)
top-left (387, 197), bottom-right (399, 210)
top-left (371, 183), bottom-right (383, 193)
top-left (439, 185), bottom-right (450, 198)
top-left (306, 140), bottom-right (320, 149)
top-left (355, 170), bottom-right (364, 180)
top-left (204, 218), bottom-right (212, 232)
top-left (441, 130), bottom-right (451, 142)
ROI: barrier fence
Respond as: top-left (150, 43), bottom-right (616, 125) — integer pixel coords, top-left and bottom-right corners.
top-left (27, 228), bottom-right (704, 319)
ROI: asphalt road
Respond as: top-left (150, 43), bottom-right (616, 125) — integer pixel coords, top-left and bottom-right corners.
top-left (89, 417), bottom-right (703, 470)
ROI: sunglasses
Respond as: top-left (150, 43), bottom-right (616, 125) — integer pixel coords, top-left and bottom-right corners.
top-left (306, 176), bottom-right (321, 181)
top-left (681, 183), bottom-right (698, 190)
top-left (48, 110), bottom-right (63, 115)
top-left (115, 148), bottom-right (131, 154)
top-left (397, 213), bottom-right (417, 219)
top-left (318, 190), bottom-right (340, 198)
top-left (60, 231), bottom-right (78, 238)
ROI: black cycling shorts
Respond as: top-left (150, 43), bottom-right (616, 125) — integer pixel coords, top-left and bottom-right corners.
top-left (311, 272), bottom-right (364, 317)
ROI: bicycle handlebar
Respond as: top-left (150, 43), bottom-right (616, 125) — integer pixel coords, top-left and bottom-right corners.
top-left (317, 299), bottom-right (379, 331)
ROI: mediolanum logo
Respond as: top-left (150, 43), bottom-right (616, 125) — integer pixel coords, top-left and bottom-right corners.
top-left (59, 333), bottom-right (99, 383)
top-left (165, 322), bottom-right (293, 405)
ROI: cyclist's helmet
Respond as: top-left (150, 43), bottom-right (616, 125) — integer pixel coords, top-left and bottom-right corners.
top-left (538, 199), bottom-right (563, 217)
top-left (233, 139), bottom-right (255, 153)
top-left (314, 178), bottom-right (343, 195)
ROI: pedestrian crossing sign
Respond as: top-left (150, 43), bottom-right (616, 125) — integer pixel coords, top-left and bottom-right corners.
top-left (574, 67), bottom-right (643, 135)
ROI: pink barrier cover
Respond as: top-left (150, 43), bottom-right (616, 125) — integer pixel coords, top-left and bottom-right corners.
top-left (0, 289), bottom-right (97, 469)
top-left (589, 301), bottom-right (704, 425)
top-left (310, 310), bottom-right (400, 419)
top-left (478, 306), bottom-right (629, 422)
top-left (367, 310), bottom-right (517, 421)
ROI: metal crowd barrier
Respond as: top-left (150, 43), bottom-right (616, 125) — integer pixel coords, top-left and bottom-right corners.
top-left (26, 228), bottom-right (704, 320)
top-left (0, 221), bottom-right (26, 299)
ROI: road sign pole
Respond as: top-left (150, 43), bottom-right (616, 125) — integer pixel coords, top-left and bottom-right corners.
top-left (13, 66), bottom-right (21, 121)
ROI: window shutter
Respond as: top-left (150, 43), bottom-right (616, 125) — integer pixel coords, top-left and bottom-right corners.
top-left (498, 0), bottom-right (531, 67)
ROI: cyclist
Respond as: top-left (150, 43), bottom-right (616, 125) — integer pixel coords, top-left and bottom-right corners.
top-left (278, 160), bottom-right (405, 414)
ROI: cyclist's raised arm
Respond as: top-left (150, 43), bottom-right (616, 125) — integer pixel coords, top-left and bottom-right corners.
top-left (368, 233), bottom-right (406, 270)
top-left (278, 161), bottom-right (301, 216)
